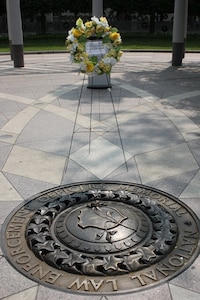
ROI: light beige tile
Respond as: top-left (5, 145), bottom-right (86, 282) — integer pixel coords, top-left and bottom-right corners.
top-left (0, 173), bottom-right (22, 201)
top-left (44, 104), bottom-right (106, 130)
top-left (39, 83), bottom-right (81, 103)
top-left (160, 107), bottom-right (199, 133)
top-left (135, 143), bottom-right (198, 183)
top-left (0, 131), bottom-right (18, 144)
top-left (181, 128), bottom-right (200, 141)
top-left (2, 145), bottom-right (65, 184)
top-left (2, 106), bottom-right (40, 134)
top-left (0, 92), bottom-right (34, 105)
top-left (2, 286), bottom-right (38, 300)
top-left (169, 284), bottom-right (200, 300)
top-left (70, 136), bottom-right (132, 179)
top-left (103, 103), bottom-right (154, 127)
top-left (180, 170), bottom-right (200, 198)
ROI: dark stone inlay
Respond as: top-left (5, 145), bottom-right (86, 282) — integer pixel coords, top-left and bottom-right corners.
top-left (1, 181), bottom-right (200, 294)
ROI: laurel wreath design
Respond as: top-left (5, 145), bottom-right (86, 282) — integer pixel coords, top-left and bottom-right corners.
top-left (26, 190), bottom-right (178, 276)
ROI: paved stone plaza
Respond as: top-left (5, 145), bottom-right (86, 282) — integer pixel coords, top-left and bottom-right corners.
top-left (0, 51), bottom-right (200, 299)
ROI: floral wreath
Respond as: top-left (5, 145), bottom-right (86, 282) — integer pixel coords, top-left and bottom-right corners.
top-left (66, 16), bottom-right (123, 75)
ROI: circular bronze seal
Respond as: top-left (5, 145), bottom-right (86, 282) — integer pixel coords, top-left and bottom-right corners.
top-left (2, 181), bottom-right (200, 295)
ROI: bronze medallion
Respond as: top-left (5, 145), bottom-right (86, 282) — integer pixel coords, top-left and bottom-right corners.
top-left (2, 181), bottom-right (200, 294)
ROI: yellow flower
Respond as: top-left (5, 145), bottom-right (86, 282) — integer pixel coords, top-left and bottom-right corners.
top-left (98, 61), bottom-right (111, 73)
top-left (117, 50), bottom-right (123, 59)
top-left (109, 32), bottom-right (120, 41)
top-left (66, 43), bottom-right (73, 51)
top-left (79, 27), bottom-right (85, 34)
top-left (108, 49), bottom-right (117, 57)
top-left (98, 61), bottom-right (105, 69)
top-left (86, 61), bottom-right (95, 72)
top-left (77, 44), bottom-right (84, 52)
top-left (96, 24), bottom-right (104, 33)
top-left (85, 21), bottom-right (93, 28)
top-left (74, 53), bottom-right (82, 62)
top-left (82, 52), bottom-right (88, 60)
top-left (102, 64), bottom-right (111, 73)
top-left (85, 28), bottom-right (95, 37)
top-left (113, 39), bottom-right (121, 45)
top-left (73, 28), bottom-right (82, 38)
top-left (104, 26), bottom-right (111, 33)
top-left (100, 17), bottom-right (108, 23)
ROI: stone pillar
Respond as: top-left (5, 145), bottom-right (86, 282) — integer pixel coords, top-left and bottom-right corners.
top-left (172, 0), bottom-right (187, 66)
top-left (183, 0), bottom-right (188, 58)
top-left (6, 0), bottom-right (13, 60)
top-left (6, 0), bottom-right (24, 67)
top-left (92, 0), bottom-right (103, 18)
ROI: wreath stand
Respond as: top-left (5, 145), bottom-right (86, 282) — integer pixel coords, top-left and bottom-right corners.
top-left (65, 40), bottom-right (128, 174)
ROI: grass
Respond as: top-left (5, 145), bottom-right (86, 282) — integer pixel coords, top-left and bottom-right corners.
top-left (0, 33), bottom-right (200, 52)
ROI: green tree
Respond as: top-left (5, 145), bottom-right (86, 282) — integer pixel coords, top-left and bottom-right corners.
top-left (67, 0), bottom-right (91, 17)
top-left (0, 1), bottom-right (6, 16)
top-left (2, 0), bottom-right (200, 34)
top-left (188, 0), bottom-right (200, 15)
top-left (129, 0), bottom-right (174, 33)
top-left (20, 0), bottom-right (70, 33)
top-left (104, 0), bottom-right (136, 19)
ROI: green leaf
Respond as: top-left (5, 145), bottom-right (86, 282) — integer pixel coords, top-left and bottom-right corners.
top-left (111, 27), bottom-right (119, 33)
top-left (89, 55), bottom-right (98, 65)
top-left (103, 36), bottom-right (110, 43)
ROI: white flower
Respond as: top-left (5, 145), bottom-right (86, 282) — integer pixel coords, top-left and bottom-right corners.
top-left (67, 29), bottom-right (75, 42)
top-left (99, 17), bottom-right (109, 27)
top-left (103, 57), bottom-right (117, 65)
top-left (91, 16), bottom-right (108, 28)
top-left (91, 16), bottom-right (100, 24)
top-left (80, 63), bottom-right (86, 71)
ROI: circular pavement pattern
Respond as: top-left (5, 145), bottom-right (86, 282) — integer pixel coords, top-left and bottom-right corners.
top-left (2, 181), bottom-right (200, 295)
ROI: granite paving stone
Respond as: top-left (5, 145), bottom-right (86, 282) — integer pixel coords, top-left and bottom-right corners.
top-left (146, 170), bottom-right (198, 198)
top-left (135, 143), bottom-right (199, 184)
top-left (0, 143), bottom-right (12, 169)
top-left (169, 284), bottom-right (200, 300)
top-left (3, 173), bottom-right (56, 199)
top-left (0, 201), bottom-right (22, 225)
top-left (107, 283), bottom-right (172, 300)
top-left (171, 256), bottom-right (200, 294)
top-left (179, 170), bottom-right (200, 198)
top-left (0, 173), bottom-right (23, 201)
top-left (188, 139), bottom-right (200, 165)
top-left (36, 285), bottom-right (100, 300)
top-left (0, 52), bottom-right (200, 300)
top-left (70, 136), bottom-right (132, 179)
top-left (1, 286), bottom-right (38, 300)
top-left (0, 258), bottom-right (37, 299)
top-left (2, 145), bottom-right (66, 184)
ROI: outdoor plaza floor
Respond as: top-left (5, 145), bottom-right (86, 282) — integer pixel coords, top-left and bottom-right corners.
top-left (0, 51), bottom-right (200, 300)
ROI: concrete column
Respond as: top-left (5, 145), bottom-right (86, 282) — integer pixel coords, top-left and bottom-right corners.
top-left (172, 0), bottom-right (187, 66)
top-left (6, 0), bottom-right (24, 67)
top-left (183, 0), bottom-right (188, 58)
top-left (92, 0), bottom-right (103, 18)
top-left (6, 0), bottom-right (13, 59)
